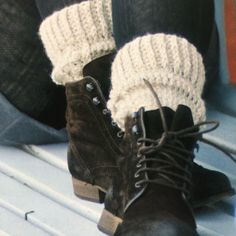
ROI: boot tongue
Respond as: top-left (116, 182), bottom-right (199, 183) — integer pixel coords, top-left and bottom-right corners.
top-left (170, 105), bottom-right (196, 150)
top-left (142, 105), bottom-right (195, 192)
top-left (170, 105), bottom-right (194, 132)
top-left (144, 107), bottom-right (175, 139)
top-left (144, 105), bottom-right (195, 139)
top-left (143, 105), bottom-right (195, 164)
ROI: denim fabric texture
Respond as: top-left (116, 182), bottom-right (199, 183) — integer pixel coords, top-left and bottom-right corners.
top-left (35, 0), bottom-right (86, 19)
top-left (0, 0), bottom-right (67, 145)
top-left (112, 0), bottom-right (214, 56)
top-left (0, 93), bottom-right (67, 146)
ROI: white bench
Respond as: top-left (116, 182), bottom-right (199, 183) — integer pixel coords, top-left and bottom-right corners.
top-left (0, 109), bottom-right (235, 235)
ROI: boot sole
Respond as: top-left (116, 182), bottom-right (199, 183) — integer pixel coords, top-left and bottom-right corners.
top-left (193, 188), bottom-right (236, 208)
top-left (98, 209), bottom-right (123, 236)
top-left (72, 177), bottom-right (106, 203)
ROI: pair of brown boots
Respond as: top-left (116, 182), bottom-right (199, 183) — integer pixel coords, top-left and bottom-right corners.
top-left (66, 54), bottom-right (234, 236)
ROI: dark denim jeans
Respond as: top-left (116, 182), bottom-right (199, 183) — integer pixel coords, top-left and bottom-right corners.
top-left (35, 0), bottom-right (86, 19)
top-left (0, 93), bottom-right (67, 146)
top-left (0, 0), bottom-right (67, 145)
top-left (0, 0), bottom-right (67, 129)
top-left (112, 0), bottom-right (214, 56)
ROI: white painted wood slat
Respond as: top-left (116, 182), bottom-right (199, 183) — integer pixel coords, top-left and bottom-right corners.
top-left (0, 145), bottom-right (105, 235)
top-left (1, 107), bottom-right (236, 236)
top-left (0, 145), bottom-right (103, 217)
top-left (0, 206), bottom-right (49, 236)
top-left (0, 167), bottom-right (104, 235)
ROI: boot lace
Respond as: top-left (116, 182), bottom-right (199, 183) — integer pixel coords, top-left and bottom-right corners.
top-left (134, 79), bottom-right (236, 199)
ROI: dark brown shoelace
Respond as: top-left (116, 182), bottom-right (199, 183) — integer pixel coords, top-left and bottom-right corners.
top-left (134, 79), bottom-right (236, 199)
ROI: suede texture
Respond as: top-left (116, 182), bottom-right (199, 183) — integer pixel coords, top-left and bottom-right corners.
top-left (191, 162), bottom-right (234, 205)
top-left (83, 54), bottom-right (114, 100)
top-left (66, 76), bottom-right (122, 190)
top-left (104, 106), bottom-right (199, 235)
top-left (115, 216), bottom-right (198, 236)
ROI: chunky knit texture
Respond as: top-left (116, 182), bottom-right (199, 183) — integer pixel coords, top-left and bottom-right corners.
top-left (108, 34), bottom-right (206, 128)
top-left (39, 0), bottom-right (115, 85)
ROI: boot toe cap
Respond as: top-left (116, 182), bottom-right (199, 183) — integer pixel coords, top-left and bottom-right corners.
top-left (192, 166), bottom-right (235, 206)
top-left (115, 217), bottom-right (198, 236)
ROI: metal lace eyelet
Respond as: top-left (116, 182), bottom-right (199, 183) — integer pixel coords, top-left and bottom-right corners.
top-left (92, 97), bottom-right (100, 105)
top-left (181, 192), bottom-right (188, 201)
top-left (103, 109), bottom-right (109, 115)
top-left (111, 121), bottom-right (117, 127)
top-left (134, 172), bottom-right (140, 178)
top-left (136, 141), bottom-right (142, 147)
top-left (137, 153), bottom-right (142, 158)
top-left (132, 112), bottom-right (138, 119)
top-left (132, 125), bottom-right (139, 135)
top-left (86, 83), bottom-right (94, 92)
top-left (136, 163), bottom-right (142, 168)
top-left (117, 131), bottom-right (124, 138)
top-left (135, 182), bottom-right (141, 188)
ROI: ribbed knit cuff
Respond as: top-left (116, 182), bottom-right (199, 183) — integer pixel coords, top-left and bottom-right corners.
top-left (39, 0), bottom-right (115, 85)
top-left (108, 34), bottom-right (206, 128)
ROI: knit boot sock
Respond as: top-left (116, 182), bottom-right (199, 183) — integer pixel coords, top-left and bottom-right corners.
top-left (108, 33), bottom-right (206, 128)
top-left (39, 0), bottom-right (115, 85)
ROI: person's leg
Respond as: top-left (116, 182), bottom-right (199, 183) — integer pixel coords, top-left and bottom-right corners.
top-left (109, 0), bottom-right (215, 128)
top-left (97, 1), bottom-right (233, 236)
top-left (112, 0), bottom-right (214, 55)
top-left (37, 0), bottom-right (115, 99)
top-left (35, 0), bottom-right (86, 19)
top-left (39, 0), bottom-right (121, 204)
top-left (39, 0), bottom-right (115, 96)
top-left (112, 0), bottom-right (217, 97)
top-left (0, 0), bottom-right (66, 129)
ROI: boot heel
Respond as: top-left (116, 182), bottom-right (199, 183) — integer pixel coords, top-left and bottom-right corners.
top-left (98, 209), bottom-right (123, 236)
top-left (72, 177), bottom-right (106, 203)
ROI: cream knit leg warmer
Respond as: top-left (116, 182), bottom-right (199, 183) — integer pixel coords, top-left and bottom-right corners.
top-left (108, 33), bottom-right (206, 128)
top-left (39, 0), bottom-right (115, 85)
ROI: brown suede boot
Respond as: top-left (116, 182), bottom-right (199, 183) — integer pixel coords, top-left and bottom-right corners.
top-left (98, 105), bottom-right (201, 236)
top-left (65, 54), bottom-right (124, 203)
top-left (98, 104), bottom-right (234, 236)
top-left (191, 162), bottom-right (235, 207)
